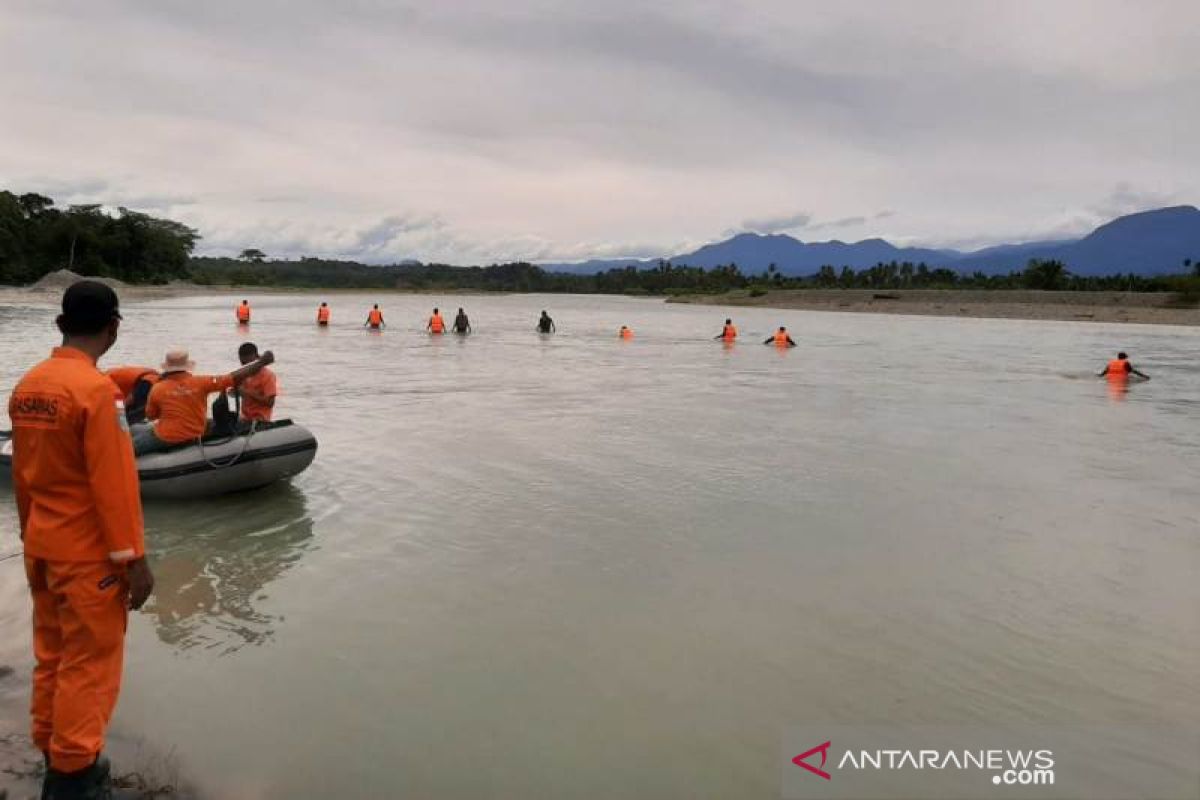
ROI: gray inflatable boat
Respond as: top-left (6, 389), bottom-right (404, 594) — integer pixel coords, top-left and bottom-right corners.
top-left (0, 420), bottom-right (317, 500)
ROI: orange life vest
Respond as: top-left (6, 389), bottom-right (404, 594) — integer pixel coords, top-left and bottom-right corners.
top-left (368, 309), bottom-right (383, 327)
top-left (236, 303), bottom-right (251, 323)
top-left (774, 331), bottom-right (789, 346)
top-left (722, 324), bottom-right (737, 340)
top-left (430, 314), bottom-right (445, 333)
top-left (317, 306), bottom-right (330, 324)
top-left (1107, 359), bottom-right (1129, 380)
top-left (620, 328), bottom-right (633, 339)
top-left (106, 366), bottom-right (159, 399)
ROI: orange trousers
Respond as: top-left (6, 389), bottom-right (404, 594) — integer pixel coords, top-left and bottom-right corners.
top-left (24, 557), bottom-right (128, 773)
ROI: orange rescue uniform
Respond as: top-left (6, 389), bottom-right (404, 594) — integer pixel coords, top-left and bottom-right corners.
top-left (1106, 358), bottom-right (1131, 382)
top-left (722, 324), bottom-right (737, 341)
top-left (429, 313), bottom-right (445, 333)
top-left (317, 306), bottom-right (331, 325)
top-left (236, 303), bottom-right (251, 323)
top-left (367, 308), bottom-right (384, 327)
top-left (9, 347), bottom-right (145, 773)
top-left (145, 372), bottom-right (235, 443)
top-left (105, 366), bottom-right (159, 403)
top-left (620, 328), bottom-right (633, 339)
top-left (774, 331), bottom-right (790, 346)
top-left (239, 367), bottom-right (277, 422)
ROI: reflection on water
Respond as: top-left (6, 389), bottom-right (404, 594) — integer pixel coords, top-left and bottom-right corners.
top-left (1, 293), bottom-right (1198, 798)
top-left (143, 485), bottom-right (315, 654)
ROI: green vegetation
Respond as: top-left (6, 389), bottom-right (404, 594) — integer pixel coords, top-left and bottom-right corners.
top-left (188, 256), bottom-right (1200, 300)
top-left (0, 191), bottom-right (198, 284)
top-left (2, 189), bottom-right (1197, 300)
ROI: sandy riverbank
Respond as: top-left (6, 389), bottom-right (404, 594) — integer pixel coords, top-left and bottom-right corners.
top-left (668, 289), bottom-right (1200, 326)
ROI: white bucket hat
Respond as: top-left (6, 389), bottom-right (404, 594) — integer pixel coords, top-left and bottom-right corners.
top-left (160, 348), bottom-right (196, 375)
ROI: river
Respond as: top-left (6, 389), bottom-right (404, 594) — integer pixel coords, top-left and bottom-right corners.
top-left (1, 293), bottom-right (1197, 798)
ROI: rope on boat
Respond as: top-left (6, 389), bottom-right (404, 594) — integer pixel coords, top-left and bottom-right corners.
top-left (197, 420), bottom-right (259, 470)
top-left (194, 390), bottom-right (259, 470)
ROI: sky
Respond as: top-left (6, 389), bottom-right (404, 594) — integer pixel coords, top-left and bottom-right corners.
top-left (1, 0), bottom-right (1197, 264)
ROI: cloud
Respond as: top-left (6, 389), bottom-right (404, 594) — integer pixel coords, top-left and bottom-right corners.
top-left (111, 193), bottom-right (198, 211)
top-left (5, 178), bottom-right (195, 212)
top-left (0, 2), bottom-right (1196, 262)
top-left (1087, 182), bottom-right (1179, 220)
top-left (10, 177), bottom-right (110, 202)
top-left (813, 216), bottom-right (867, 230)
top-left (733, 211), bottom-right (886, 238)
top-left (740, 212), bottom-right (812, 235)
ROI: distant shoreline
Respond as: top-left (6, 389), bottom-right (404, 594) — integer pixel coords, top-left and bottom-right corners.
top-left (3, 284), bottom-right (1198, 326)
top-left (667, 289), bottom-right (1200, 326)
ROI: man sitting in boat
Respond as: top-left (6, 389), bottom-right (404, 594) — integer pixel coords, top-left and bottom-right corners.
top-left (132, 348), bottom-right (274, 455)
top-left (234, 342), bottom-right (278, 424)
top-left (106, 365), bottom-right (160, 423)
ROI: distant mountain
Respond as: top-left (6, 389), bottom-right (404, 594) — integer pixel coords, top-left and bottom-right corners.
top-left (544, 234), bottom-right (961, 276)
top-left (951, 206), bottom-right (1200, 276)
top-left (542, 205), bottom-right (1200, 277)
top-left (671, 233), bottom-right (960, 275)
top-left (956, 239), bottom-right (1076, 262)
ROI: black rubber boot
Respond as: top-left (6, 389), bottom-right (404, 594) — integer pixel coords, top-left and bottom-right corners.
top-left (40, 751), bottom-right (51, 800)
top-left (45, 755), bottom-right (112, 800)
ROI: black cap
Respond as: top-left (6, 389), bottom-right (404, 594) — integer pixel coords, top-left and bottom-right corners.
top-left (60, 280), bottom-right (122, 335)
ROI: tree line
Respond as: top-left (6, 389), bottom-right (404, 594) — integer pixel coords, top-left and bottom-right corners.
top-left (3, 190), bottom-right (1198, 296)
top-left (0, 191), bottom-right (198, 285)
top-left (192, 255), bottom-right (1199, 298)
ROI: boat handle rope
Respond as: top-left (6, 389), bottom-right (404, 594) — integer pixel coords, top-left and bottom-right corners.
top-left (193, 390), bottom-right (258, 470)
top-left (197, 420), bottom-right (259, 470)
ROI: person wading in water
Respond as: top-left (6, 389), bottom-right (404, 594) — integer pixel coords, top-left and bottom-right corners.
top-left (453, 308), bottom-right (471, 335)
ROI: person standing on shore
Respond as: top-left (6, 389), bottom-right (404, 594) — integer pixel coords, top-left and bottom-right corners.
top-left (764, 326), bottom-right (797, 347)
top-left (8, 281), bottom-right (154, 799)
top-left (714, 318), bottom-right (737, 342)
top-left (236, 299), bottom-right (251, 325)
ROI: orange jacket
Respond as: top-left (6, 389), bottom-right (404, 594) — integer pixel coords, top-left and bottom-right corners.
top-left (367, 309), bottom-right (383, 326)
top-left (146, 372), bottom-right (235, 443)
top-left (239, 367), bottom-right (277, 422)
top-left (722, 324), bottom-right (737, 340)
top-left (1106, 359), bottom-right (1130, 381)
top-left (774, 331), bottom-right (790, 346)
top-left (429, 314), bottom-right (445, 333)
top-left (620, 328), bottom-right (633, 339)
top-left (105, 366), bottom-right (159, 401)
top-left (317, 306), bottom-right (331, 324)
top-left (236, 303), bottom-right (251, 322)
top-left (9, 347), bottom-right (144, 563)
